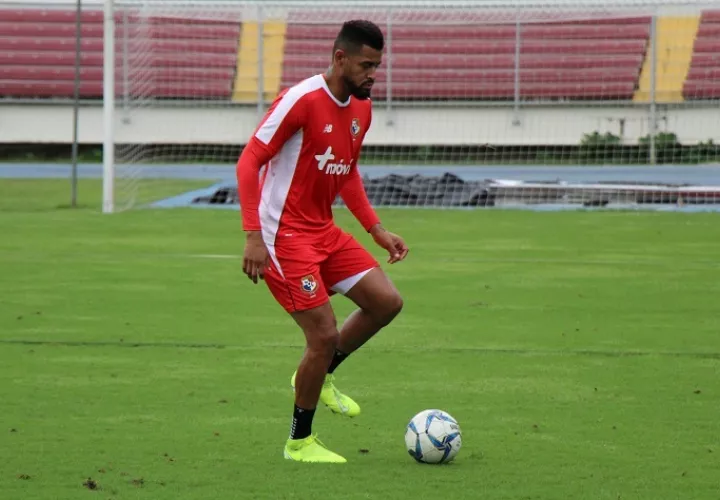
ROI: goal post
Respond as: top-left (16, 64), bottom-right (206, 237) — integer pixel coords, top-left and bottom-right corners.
top-left (99, 0), bottom-right (720, 212)
top-left (103, 0), bottom-right (115, 213)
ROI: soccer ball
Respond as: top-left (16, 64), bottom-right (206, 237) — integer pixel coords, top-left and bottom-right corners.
top-left (404, 409), bottom-right (462, 464)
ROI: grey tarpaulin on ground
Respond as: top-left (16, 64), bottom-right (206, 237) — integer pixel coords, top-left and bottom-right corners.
top-left (191, 173), bottom-right (495, 207)
top-left (191, 170), bottom-right (720, 208)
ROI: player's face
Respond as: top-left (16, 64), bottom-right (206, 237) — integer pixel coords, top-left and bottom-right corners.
top-left (339, 45), bottom-right (382, 100)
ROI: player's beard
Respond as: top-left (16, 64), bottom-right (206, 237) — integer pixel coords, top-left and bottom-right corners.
top-left (344, 76), bottom-right (372, 100)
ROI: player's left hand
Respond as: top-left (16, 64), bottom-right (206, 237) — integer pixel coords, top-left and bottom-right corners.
top-left (243, 231), bottom-right (270, 284)
top-left (370, 224), bottom-right (409, 264)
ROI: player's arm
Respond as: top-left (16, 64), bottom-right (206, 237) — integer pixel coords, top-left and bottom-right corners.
top-left (340, 110), bottom-right (408, 264)
top-left (236, 92), bottom-right (307, 282)
top-left (340, 167), bottom-right (409, 264)
top-left (236, 140), bottom-right (273, 232)
top-left (339, 107), bottom-right (381, 232)
top-left (340, 108), bottom-right (408, 264)
top-left (339, 166), bottom-right (380, 233)
top-left (236, 92), bottom-right (307, 231)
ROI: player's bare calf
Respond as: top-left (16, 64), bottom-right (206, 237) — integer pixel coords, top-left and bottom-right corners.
top-left (290, 303), bottom-right (340, 411)
top-left (337, 267), bottom-right (404, 354)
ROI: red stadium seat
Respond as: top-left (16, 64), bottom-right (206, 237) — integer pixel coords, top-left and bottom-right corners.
top-left (364, 81), bottom-right (636, 100)
top-left (0, 7), bottom-right (240, 100)
top-left (700, 10), bottom-right (720, 22)
top-left (0, 8), bottom-right (103, 23)
top-left (285, 10), bottom-right (651, 26)
top-left (690, 38), bottom-right (720, 53)
top-left (0, 51), bottom-right (236, 69)
top-left (0, 21), bottom-right (239, 40)
top-left (0, 65), bottom-right (233, 84)
top-left (683, 81), bottom-right (720, 99)
top-left (515, 24), bottom-right (649, 39)
top-left (282, 10), bottom-right (650, 101)
top-left (283, 67), bottom-right (638, 87)
top-left (686, 66), bottom-right (720, 80)
top-left (0, 6), bottom-right (654, 102)
top-left (0, 65), bottom-right (104, 81)
top-left (0, 79), bottom-right (232, 99)
top-left (538, 16), bottom-right (652, 26)
top-left (0, 37), bottom-right (103, 52)
top-left (0, 21), bottom-right (104, 37)
top-left (695, 23), bottom-right (720, 37)
top-left (689, 53), bottom-right (720, 68)
top-left (284, 23), bottom-right (650, 41)
top-left (282, 53), bottom-right (644, 73)
top-left (683, 10), bottom-right (720, 100)
top-left (284, 38), bottom-right (646, 56)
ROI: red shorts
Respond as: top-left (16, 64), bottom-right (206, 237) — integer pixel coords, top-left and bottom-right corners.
top-left (263, 227), bottom-right (379, 313)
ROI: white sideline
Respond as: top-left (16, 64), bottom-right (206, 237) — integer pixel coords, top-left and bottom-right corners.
top-left (188, 254), bottom-right (241, 259)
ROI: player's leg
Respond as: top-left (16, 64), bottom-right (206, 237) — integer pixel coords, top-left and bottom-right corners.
top-left (290, 301), bottom-right (339, 424)
top-left (284, 302), bottom-right (347, 463)
top-left (325, 233), bottom-right (403, 368)
top-left (334, 267), bottom-right (403, 356)
top-left (290, 233), bottom-right (402, 417)
top-left (263, 257), bottom-right (346, 463)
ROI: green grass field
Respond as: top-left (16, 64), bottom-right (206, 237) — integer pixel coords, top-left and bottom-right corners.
top-left (1, 179), bottom-right (719, 499)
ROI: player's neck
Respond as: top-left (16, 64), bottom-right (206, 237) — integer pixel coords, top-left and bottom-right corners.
top-left (323, 71), bottom-right (350, 104)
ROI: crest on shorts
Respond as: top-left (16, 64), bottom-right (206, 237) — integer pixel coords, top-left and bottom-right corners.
top-left (351, 118), bottom-right (361, 137)
top-left (301, 275), bottom-right (317, 294)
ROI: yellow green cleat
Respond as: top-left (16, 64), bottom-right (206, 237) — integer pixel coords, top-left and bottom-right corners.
top-left (290, 371), bottom-right (361, 417)
top-left (283, 434), bottom-right (347, 463)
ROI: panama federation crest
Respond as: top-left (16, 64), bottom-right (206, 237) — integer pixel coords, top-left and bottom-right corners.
top-left (350, 118), bottom-right (361, 137)
top-left (301, 275), bottom-right (317, 294)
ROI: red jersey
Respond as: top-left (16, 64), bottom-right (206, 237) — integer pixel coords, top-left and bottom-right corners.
top-left (236, 74), bottom-right (380, 244)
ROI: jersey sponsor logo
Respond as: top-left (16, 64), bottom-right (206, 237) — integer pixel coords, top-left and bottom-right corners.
top-left (314, 146), bottom-right (352, 175)
top-left (301, 275), bottom-right (317, 294)
top-left (351, 118), bottom-right (361, 137)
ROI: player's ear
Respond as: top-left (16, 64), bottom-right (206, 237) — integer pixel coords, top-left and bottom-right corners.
top-left (332, 48), bottom-right (345, 67)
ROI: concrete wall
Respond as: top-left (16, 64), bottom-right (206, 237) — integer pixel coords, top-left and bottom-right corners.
top-left (1, 102), bottom-right (718, 146)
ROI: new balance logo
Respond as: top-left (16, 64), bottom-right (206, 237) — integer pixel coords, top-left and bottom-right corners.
top-left (323, 124), bottom-right (333, 133)
top-left (315, 146), bottom-right (351, 175)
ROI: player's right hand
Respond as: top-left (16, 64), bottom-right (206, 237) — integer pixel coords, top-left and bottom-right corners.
top-left (243, 231), bottom-right (270, 284)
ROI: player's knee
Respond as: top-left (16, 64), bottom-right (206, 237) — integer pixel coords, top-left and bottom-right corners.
top-left (309, 331), bottom-right (339, 361)
top-left (304, 317), bottom-right (339, 357)
top-left (386, 292), bottom-right (404, 322)
top-left (373, 291), bottom-right (404, 326)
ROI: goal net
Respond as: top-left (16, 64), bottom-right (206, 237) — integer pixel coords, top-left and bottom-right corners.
top-left (96, 0), bottom-right (720, 210)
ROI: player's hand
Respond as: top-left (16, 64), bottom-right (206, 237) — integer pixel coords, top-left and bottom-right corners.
top-left (243, 231), bottom-right (270, 284)
top-left (370, 224), bottom-right (409, 264)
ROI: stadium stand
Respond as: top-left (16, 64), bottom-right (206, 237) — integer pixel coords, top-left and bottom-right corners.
top-left (0, 8), bottom-right (240, 99)
top-left (281, 14), bottom-right (652, 100)
top-left (683, 10), bottom-right (720, 99)
top-left (0, 7), bottom-right (718, 102)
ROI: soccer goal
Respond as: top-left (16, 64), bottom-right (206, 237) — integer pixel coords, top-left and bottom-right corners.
top-left (100, 0), bottom-right (720, 212)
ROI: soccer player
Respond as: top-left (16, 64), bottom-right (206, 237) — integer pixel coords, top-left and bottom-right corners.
top-left (235, 20), bottom-right (409, 463)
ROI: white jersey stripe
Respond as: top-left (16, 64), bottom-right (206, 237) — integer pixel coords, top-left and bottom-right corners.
top-left (259, 130), bottom-right (304, 279)
top-left (256, 75), bottom-right (328, 278)
top-left (254, 75), bottom-right (324, 145)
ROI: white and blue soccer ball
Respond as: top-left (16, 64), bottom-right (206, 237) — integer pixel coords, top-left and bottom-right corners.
top-left (404, 409), bottom-right (462, 464)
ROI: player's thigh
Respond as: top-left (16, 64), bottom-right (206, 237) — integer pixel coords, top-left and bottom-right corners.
top-left (264, 249), bottom-right (330, 314)
top-left (321, 233), bottom-right (380, 297)
top-left (288, 301), bottom-right (339, 350)
top-left (343, 267), bottom-right (403, 321)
